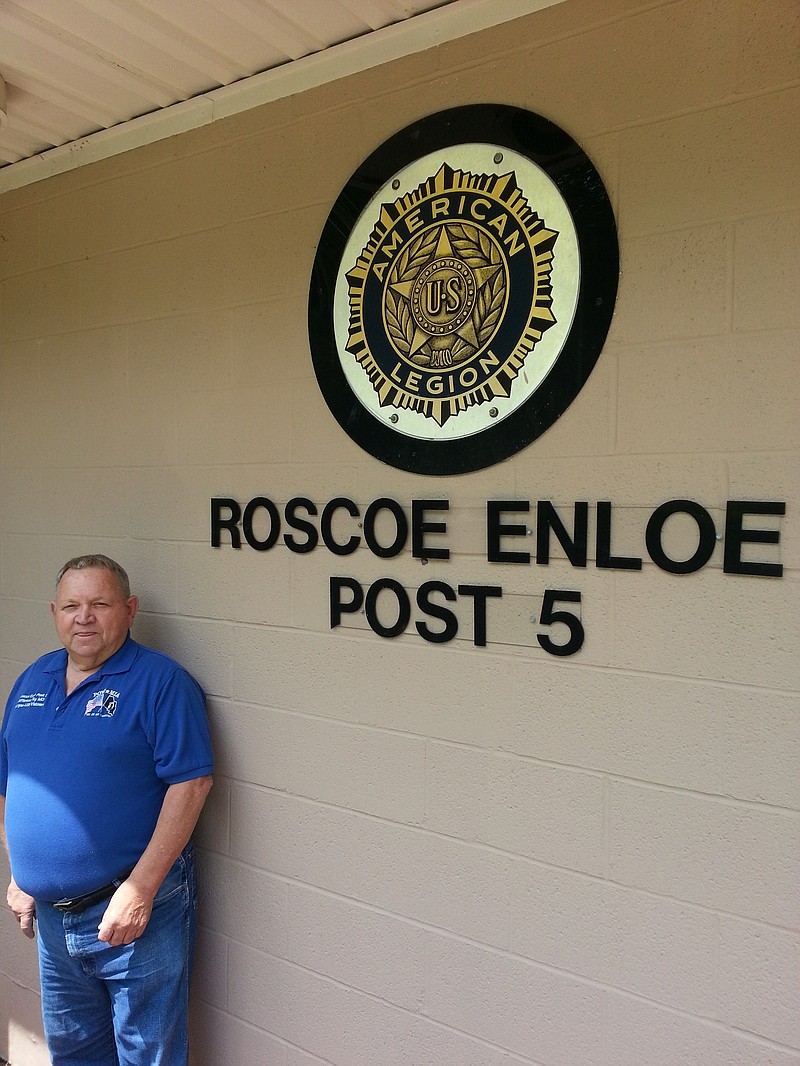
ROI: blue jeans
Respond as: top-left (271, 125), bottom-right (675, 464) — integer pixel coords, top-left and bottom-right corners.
top-left (35, 846), bottom-right (197, 1066)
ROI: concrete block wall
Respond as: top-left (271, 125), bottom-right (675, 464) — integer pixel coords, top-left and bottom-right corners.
top-left (1, 0), bottom-right (798, 1063)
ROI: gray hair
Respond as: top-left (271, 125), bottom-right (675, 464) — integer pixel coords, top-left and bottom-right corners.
top-left (56, 555), bottom-right (132, 599)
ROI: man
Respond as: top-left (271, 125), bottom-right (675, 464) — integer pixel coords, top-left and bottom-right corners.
top-left (1, 555), bottom-right (213, 1065)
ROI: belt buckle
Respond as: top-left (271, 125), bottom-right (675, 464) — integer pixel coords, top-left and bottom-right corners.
top-left (52, 896), bottom-right (82, 914)
top-left (52, 871), bottom-right (131, 915)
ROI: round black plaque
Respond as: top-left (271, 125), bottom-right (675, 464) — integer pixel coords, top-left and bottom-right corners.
top-left (308, 105), bottom-right (618, 475)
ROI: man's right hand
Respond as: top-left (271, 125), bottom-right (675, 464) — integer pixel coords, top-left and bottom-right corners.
top-left (7, 877), bottom-right (36, 938)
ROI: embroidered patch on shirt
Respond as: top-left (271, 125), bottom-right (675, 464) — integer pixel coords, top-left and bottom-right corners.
top-left (85, 689), bottom-right (120, 718)
top-left (15, 692), bottom-right (48, 709)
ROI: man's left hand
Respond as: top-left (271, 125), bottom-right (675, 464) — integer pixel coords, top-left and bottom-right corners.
top-left (97, 880), bottom-right (153, 946)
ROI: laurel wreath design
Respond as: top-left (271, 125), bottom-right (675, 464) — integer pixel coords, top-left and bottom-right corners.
top-left (384, 223), bottom-right (506, 363)
top-left (384, 229), bottom-right (438, 356)
top-left (385, 289), bottom-right (413, 356)
top-left (448, 224), bottom-right (497, 270)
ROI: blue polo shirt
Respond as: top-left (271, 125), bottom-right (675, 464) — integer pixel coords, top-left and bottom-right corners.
top-left (0, 635), bottom-right (213, 901)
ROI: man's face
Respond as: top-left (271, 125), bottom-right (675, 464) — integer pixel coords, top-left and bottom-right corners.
top-left (51, 567), bottom-right (138, 669)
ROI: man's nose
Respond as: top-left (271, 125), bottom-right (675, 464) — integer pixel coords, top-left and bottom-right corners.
top-left (76, 605), bottom-right (95, 623)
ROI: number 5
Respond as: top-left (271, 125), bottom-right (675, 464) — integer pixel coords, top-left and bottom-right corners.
top-left (537, 590), bottom-right (584, 656)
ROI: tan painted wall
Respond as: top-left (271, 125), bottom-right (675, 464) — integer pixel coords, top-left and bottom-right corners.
top-left (1, 0), bottom-right (798, 1063)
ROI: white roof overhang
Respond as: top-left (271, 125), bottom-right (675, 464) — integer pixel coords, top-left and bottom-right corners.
top-left (0, 0), bottom-right (563, 194)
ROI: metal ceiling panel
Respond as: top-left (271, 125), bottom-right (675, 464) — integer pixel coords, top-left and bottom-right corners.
top-left (0, 0), bottom-right (455, 166)
top-left (0, 0), bottom-right (564, 190)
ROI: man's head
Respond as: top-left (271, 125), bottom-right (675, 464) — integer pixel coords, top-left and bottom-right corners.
top-left (51, 555), bottom-right (138, 670)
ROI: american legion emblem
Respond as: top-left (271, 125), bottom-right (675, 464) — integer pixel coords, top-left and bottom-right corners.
top-left (308, 105), bottom-right (618, 475)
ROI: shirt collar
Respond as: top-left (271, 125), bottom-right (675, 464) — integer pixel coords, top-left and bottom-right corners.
top-left (44, 632), bottom-right (139, 679)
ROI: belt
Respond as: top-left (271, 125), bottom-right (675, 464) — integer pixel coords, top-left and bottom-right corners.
top-left (52, 871), bottom-right (133, 915)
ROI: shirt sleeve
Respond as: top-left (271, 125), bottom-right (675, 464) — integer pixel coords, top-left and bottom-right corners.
top-left (146, 666), bottom-right (214, 785)
top-left (0, 716), bottom-right (8, 796)
top-left (0, 680), bottom-right (19, 796)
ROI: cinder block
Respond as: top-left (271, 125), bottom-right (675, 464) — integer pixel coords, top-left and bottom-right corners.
top-left (618, 89), bottom-right (800, 236)
top-left (80, 244), bottom-right (177, 328)
top-left (721, 691), bottom-right (800, 809)
top-left (512, 862), bottom-right (717, 1013)
top-left (289, 379), bottom-right (376, 466)
top-left (218, 212), bottom-right (315, 307)
top-left (230, 785), bottom-right (513, 948)
top-left (36, 468), bottom-right (131, 538)
top-left (209, 698), bottom-right (290, 791)
top-left (178, 542), bottom-right (293, 625)
top-left (35, 183), bottom-right (101, 266)
top-left (354, 453), bottom-right (516, 503)
top-left (617, 331), bottom-right (799, 455)
top-left (177, 381), bottom-right (293, 466)
top-left (510, 454), bottom-right (726, 510)
top-left (0, 467), bottom-right (43, 534)
top-left (192, 926), bottom-right (228, 1011)
top-left (1, 262), bottom-right (82, 340)
top-left (351, 637), bottom-right (517, 748)
top-left (231, 297), bottom-right (310, 386)
top-left (734, 212), bottom-right (800, 332)
top-left (605, 990), bottom-right (800, 1066)
top-left (232, 620), bottom-right (517, 749)
top-left (189, 1001), bottom-right (287, 1066)
top-left (1, 400), bottom-right (57, 469)
top-left (734, 1), bottom-right (800, 93)
top-left (0, 599), bottom-right (56, 663)
top-left (0, 203), bottom-right (39, 278)
top-left (1, 533), bottom-right (67, 600)
top-left (128, 311), bottom-right (233, 396)
top-left (211, 462), bottom-right (360, 511)
top-left (513, 660), bottom-right (800, 807)
top-left (285, 885), bottom-right (426, 1011)
top-left (609, 781), bottom-right (800, 925)
top-left (480, 564), bottom-right (615, 666)
top-left (232, 624), bottom-right (364, 720)
top-left (198, 851), bottom-right (288, 960)
top-left (123, 385), bottom-right (179, 466)
top-left (286, 1048), bottom-right (324, 1066)
top-left (287, 1048), bottom-right (348, 1066)
top-left (525, 0), bottom-right (736, 134)
top-left (170, 230), bottom-right (237, 316)
top-left (426, 933), bottom-right (606, 1065)
top-left (512, 663), bottom-right (721, 793)
top-left (0, 657), bottom-right (30, 706)
top-left (718, 916), bottom-right (800, 1047)
top-left (227, 129), bottom-right (328, 224)
top-left (228, 938), bottom-right (512, 1066)
top-left (194, 776), bottom-right (229, 855)
top-left (130, 464), bottom-right (273, 544)
top-left (612, 224), bottom-right (731, 345)
top-left (118, 544), bottom-right (181, 620)
top-left (427, 742), bottom-right (605, 874)
top-left (288, 715), bottom-right (426, 823)
top-left (611, 568), bottom-right (799, 689)
top-left (36, 328), bottom-right (129, 466)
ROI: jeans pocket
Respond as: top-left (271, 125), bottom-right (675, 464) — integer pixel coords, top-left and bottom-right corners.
top-left (152, 847), bottom-right (191, 909)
